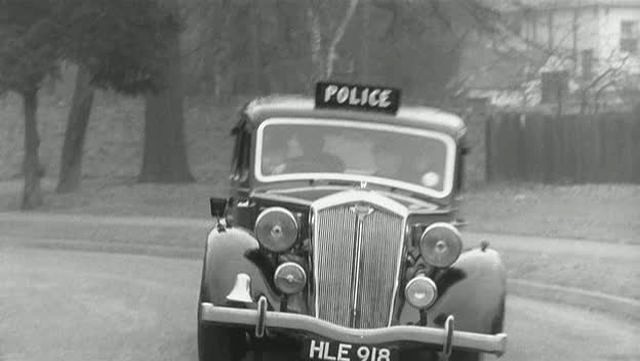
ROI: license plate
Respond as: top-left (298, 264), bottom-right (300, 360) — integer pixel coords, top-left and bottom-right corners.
top-left (303, 339), bottom-right (397, 361)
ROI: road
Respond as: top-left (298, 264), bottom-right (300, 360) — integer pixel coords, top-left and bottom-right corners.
top-left (1, 246), bottom-right (638, 361)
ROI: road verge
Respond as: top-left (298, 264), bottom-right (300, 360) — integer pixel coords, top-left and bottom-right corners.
top-left (1, 211), bottom-right (638, 320)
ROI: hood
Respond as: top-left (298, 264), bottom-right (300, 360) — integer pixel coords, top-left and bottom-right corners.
top-left (256, 185), bottom-right (441, 212)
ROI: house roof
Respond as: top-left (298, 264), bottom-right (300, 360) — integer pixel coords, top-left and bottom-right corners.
top-left (482, 0), bottom-right (640, 12)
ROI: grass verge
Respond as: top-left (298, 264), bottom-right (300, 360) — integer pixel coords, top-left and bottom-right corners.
top-left (1, 179), bottom-right (638, 300)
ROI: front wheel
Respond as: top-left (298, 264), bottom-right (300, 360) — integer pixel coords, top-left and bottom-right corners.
top-left (197, 283), bottom-right (246, 361)
top-left (197, 322), bottom-right (246, 361)
top-left (450, 351), bottom-right (483, 361)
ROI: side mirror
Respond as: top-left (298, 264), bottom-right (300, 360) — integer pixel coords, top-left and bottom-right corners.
top-left (210, 197), bottom-right (228, 219)
top-left (452, 218), bottom-right (468, 228)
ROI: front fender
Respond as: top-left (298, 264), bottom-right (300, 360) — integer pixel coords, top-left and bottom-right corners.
top-left (200, 227), bottom-right (280, 310)
top-left (399, 248), bottom-right (506, 334)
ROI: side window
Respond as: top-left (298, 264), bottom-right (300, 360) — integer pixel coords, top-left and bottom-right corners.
top-left (455, 142), bottom-right (470, 193)
top-left (230, 118), bottom-right (251, 182)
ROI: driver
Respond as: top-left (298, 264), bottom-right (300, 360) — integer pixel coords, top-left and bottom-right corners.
top-left (372, 141), bottom-right (402, 178)
top-left (286, 128), bottom-right (345, 173)
top-left (373, 139), bottom-right (441, 188)
top-left (262, 130), bottom-right (289, 175)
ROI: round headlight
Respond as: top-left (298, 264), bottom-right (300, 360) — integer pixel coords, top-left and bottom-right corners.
top-left (419, 223), bottom-right (463, 268)
top-left (274, 262), bottom-right (307, 294)
top-left (255, 207), bottom-right (298, 252)
top-left (405, 275), bottom-right (438, 309)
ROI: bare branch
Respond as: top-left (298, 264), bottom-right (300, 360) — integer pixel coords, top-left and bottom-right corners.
top-left (326, 0), bottom-right (359, 78)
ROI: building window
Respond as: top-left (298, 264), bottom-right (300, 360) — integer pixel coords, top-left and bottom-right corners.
top-left (620, 20), bottom-right (638, 53)
top-left (581, 49), bottom-right (594, 80)
top-left (541, 71), bottom-right (569, 104)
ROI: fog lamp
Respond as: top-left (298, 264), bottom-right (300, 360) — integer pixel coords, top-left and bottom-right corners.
top-left (404, 275), bottom-right (437, 309)
top-left (274, 262), bottom-right (307, 294)
top-left (419, 223), bottom-right (463, 268)
top-left (255, 207), bottom-right (298, 252)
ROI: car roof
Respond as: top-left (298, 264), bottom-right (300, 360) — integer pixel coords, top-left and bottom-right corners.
top-left (240, 95), bottom-right (467, 139)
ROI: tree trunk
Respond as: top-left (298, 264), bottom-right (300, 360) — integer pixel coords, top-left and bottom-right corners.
top-left (56, 66), bottom-right (95, 193)
top-left (308, 0), bottom-right (359, 83)
top-left (308, 2), bottom-right (325, 86)
top-left (251, 0), bottom-right (262, 94)
top-left (21, 89), bottom-right (43, 210)
top-left (139, 22), bottom-right (194, 183)
top-left (325, 0), bottom-right (359, 78)
top-left (359, 0), bottom-right (370, 80)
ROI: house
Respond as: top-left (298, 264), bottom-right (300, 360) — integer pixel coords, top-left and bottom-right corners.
top-left (460, 0), bottom-right (640, 110)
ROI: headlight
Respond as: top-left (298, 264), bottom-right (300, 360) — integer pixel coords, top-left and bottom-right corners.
top-left (419, 222), bottom-right (462, 268)
top-left (255, 207), bottom-right (298, 252)
top-left (405, 275), bottom-right (438, 309)
top-left (274, 262), bottom-right (307, 294)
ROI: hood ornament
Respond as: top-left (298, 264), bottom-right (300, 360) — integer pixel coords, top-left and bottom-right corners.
top-left (349, 203), bottom-right (375, 217)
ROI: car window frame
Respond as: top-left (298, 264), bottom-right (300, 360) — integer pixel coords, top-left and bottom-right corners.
top-left (253, 117), bottom-right (457, 199)
top-left (230, 116), bottom-right (252, 183)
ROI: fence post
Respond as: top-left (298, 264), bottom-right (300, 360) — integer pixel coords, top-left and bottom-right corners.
top-left (633, 107), bottom-right (640, 182)
top-left (485, 115), bottom-right (494, 183)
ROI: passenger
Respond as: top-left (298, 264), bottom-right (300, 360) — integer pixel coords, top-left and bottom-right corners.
top-left (373, 138), bottom-right (441, 188)
top-left (372, 141), bottom-right (402, 178)
top-left (285, 128), bottom-right (345, 173)
top-left (399, 143), bottom-right (442, 188)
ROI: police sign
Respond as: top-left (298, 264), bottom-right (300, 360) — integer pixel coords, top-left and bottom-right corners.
top-left (315, 82), bottom-right (400, 114)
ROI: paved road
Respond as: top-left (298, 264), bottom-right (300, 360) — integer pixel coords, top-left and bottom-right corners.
top-left (1, 247), bottom-right (638, 361)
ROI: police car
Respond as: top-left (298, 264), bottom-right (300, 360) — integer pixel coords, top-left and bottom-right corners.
top-left (198, 82), bottom-right (507, 361)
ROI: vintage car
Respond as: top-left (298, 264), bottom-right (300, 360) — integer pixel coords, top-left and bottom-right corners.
top-left (198, 82), bottom-right (507, 361)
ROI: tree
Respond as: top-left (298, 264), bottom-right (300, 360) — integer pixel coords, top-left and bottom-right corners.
top-left (308, 0), bottom-right (360, 82)
top-left (139, 0), bottom-right (194, 183)
top-left (55, 66), bottom-right (94, 193)
top-left (182, 0), bottom-right (472, 101)
top-left (457, 1), bottom-right (640, 113)
top-left (54, 0), bottom-right (184, 191)
top-left (0, 0), bottom-right (61, 209)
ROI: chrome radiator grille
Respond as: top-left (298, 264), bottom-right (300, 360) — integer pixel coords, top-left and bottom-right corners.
top-left (313, 202), bottom-right (405, 329)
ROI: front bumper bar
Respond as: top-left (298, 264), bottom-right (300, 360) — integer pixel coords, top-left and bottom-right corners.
top-left (200, 302), bottom-right (507, 356)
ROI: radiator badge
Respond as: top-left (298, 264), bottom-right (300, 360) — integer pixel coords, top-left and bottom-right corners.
top-left (349, 203), bottom-right (375, 218)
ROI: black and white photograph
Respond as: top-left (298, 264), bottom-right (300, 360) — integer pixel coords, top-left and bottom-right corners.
top-left (1, 0), bottom-right (638, 360)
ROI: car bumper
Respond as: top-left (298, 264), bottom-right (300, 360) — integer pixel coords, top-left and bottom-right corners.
top-left (200, 302), bottom-right (507, 356)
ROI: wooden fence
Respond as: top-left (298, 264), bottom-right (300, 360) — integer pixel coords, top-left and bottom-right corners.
top-left (485, 111), bottom-right (640, 183)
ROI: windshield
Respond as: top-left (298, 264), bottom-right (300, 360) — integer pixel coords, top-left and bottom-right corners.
top-left (255, 118), bottom-right (456, 198)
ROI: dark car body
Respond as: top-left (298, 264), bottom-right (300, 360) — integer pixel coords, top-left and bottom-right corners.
top-left (198, 88), bottom-right (507, 361)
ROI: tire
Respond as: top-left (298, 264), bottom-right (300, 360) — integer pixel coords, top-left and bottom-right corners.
top-left (197, 322), bottom-right (246, 361)
top-left (450, 351), bottom-right (483, 361)
top-left (197, 284), bottom-right (246, 361)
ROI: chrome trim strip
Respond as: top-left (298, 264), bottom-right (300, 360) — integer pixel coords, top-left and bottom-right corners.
top-left (312, 190), bottom-right (409, 327)
top-left (312, 205), bottom-right (318, 320)
top-left (200, 303), bottom-right (507, 356)
top-left (254, 118), bottom-right (457, 199)
top-left (349, 215), bottom-right (365, 327)
top-left (312, 190), bottom-right (409, 217)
